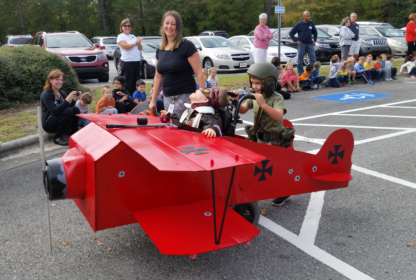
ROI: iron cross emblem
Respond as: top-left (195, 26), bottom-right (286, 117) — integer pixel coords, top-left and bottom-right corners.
top-left (179, 146), bottom-right (210, 155)
top-left (254, 160), bottom-right (273, 181)
top-left (328, 145), bottom-right (345, 164)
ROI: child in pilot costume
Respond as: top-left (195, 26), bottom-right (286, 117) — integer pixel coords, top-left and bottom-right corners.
top-left (162, 87), bottom-right (230, 137)
top-left (230, 61), bottom-right (295, 206)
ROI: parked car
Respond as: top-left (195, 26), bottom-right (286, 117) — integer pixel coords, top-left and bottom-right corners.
top-left (252, 27), bottom-right (340, 65)
top-left (30, 31), bottom-right (109, 82)
top-left (360, 26), bottom-right (407, 56)
top-left (357, 22), bottom-right (394, 28)
top-left (199, 31), bottom-right (230, 39)
top-left (91, 36), bottom-right (118, 59)
top-left (185, 36), bottom-right (253, 71)
top-left (114, 36), bottom-right (161, 79)
top-left (2, 34), bottom-right (33, 47)
top-left (316, 24), bottom-right (389, 57)
top-left (229, 35), bottom-right (297, 65)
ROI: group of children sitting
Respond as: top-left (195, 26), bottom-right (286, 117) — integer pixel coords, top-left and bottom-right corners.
top-left (276, 53), bottom-right (407, 91)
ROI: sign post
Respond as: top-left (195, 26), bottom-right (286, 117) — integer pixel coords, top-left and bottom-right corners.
top-left (275, 3), bottom-right (284, 58)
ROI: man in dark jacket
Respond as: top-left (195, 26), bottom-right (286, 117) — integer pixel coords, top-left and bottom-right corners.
top-left (289, 11), bottom-right (318, 75)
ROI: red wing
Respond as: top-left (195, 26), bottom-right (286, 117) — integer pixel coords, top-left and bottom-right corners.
top-left (79, 114), bottom-right (265, 171)
top-left (131, 199), bottom-right (261, 255)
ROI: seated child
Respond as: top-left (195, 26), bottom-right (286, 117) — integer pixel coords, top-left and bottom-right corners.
top-left (383, 54), bottom-right (397, 80)
top-left (399, 53), bottom-right (416, 78)
top-left (298, 65), bottom-right (314, 90)
top-left (230, 62), bottom-right (294, 206)
top-left (327, 55), bottom-right (348, 88)
top-left (364, 55), bottom-right (381, 82)
top-left (281, 62), bottom-right (299, 92)
top-left (196, 69), bottom-right (210, 89)
top-left (269, 61), bottom-right (291, 100)
top-left (112, 76), bottom-right (137, 113)
top-left (207, 68), bottom-right (218, 87)
top-left (75, 92), bottom-right (92, 127)
top-left (336, 64), bottom-right (349, 86)
top-left (346, 57), bottom-right (357, 84)
top-left (162, 87), bottom-right (230, 137)
top-left (373, 56), bottom-right (386, 80)
top-left (96, 86), bottom-right (118, 115)
top-left (133, 80), bottom-right (147, 103)
top-left (311, 61), bottom-right (325, 89)
top-left (149, 85), bottom-right (164, 112)
top-left (354, 56), bottom-right (374, 85)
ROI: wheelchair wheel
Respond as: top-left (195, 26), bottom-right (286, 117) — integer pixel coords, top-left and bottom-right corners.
top-left (231, 202), bottom-right (260, 226)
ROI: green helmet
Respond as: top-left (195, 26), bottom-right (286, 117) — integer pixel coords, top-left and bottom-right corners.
top-left (246, 62), bottom-right (279, 96)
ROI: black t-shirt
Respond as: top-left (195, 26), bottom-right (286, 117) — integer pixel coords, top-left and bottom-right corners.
top-left (348, 22), bottom-right (359, 41)
top-left (156, 39), bottom-right (197, 97)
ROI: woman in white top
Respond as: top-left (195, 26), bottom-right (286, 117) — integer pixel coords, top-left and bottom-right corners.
top-left (117, 18), bottom-right (143, 96)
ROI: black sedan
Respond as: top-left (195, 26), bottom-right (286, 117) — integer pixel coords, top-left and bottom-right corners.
top-left (114, 36), bottom-right (161, 79)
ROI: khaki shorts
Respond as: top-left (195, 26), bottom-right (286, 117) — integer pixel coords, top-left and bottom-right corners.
top-left (348, 41), bottom-right (361, 55)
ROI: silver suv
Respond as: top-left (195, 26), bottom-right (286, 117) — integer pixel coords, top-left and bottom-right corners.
top-left (1, 34), bottom-right (33, 47)
top-left (185, 36), bottom-right (253, 71)
top-left (91, 36), bottom-right (118, 58)
top-left (361, 26), bottom-right (407, 56)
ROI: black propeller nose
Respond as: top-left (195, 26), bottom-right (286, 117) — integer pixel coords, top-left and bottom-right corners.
top-left (44, 158), bottom-right (68, 200)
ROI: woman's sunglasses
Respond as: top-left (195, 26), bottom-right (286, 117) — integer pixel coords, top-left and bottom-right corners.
top-left (123, 25), bottom-right (131, 28)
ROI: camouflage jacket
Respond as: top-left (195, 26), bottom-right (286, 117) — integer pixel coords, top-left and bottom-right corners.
top-left (246, 92), bottom-right (287, 133)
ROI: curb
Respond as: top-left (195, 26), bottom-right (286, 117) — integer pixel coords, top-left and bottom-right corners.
top-left (0, 133), bottom-right (54, 158)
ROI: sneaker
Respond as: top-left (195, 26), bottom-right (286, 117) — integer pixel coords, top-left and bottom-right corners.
top-left (312, 84), bottom-right (318, 89)
top-left (318, 85), bottom-right (323, 89)
top-left (340, 83), bottom-right (346, 87)
top-left (272, 196), bottom-right (291, 206)
top-left (392, 77), bottom-right (397, 80)
top-left (352, 79), bottom-right (358, 84)
top-left (54, 136), bottom-right (69, 146)
top-left (302, 86), bottom-right (311, 91)
top-left (348, 80), bottom-right (353, 84)
top-left (369, 81), bottom-right (374, 85)
top-left (411, 75), bottom-right (416, 79)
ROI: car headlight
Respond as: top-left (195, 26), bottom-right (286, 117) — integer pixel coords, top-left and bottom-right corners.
top-left (391, 40), bottom-right (406, 47)
top-left (214, 53), bottom-right (230, 60)
top-left (315, 42), bottom-right (331, 48)
top-left (61, 56), bottom-right (69, 61)
top-left (361, 39), bottom-right (373, 45)
top-left (97, 53), bottom-right (105, 60)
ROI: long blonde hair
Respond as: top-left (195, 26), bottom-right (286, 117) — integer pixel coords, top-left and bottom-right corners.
top-left (44, 69), bottom-right (64, 91)
top-left (159, 11), bottom-right (184, 51)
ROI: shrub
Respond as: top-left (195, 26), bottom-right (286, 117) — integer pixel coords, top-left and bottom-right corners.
top-left (0, 46), bottom-right (88, 109)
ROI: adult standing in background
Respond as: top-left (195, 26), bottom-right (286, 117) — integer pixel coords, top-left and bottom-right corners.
top-left (405, 13), bottom-right (416, 63)
top-left (348, 13), bottom-right (360, 62)
top-left (149, 11), bottom-right (206, 117)
top-left (253, 13), bottom-right (273, 63)
top-left (289, 11), bottom-right (317, 75)
top-left (339, 17), bottom-right (355, 61)
top-left (117, 18), bottom-right (143, 96)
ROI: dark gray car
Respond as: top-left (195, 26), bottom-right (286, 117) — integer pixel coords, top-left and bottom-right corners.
top-left (316, 24), bottom-right (389, 57)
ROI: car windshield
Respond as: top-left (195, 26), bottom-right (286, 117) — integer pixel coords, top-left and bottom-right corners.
top-left (46, 35), bottom-right (92, 48)
top-left (200, 37), bottom-right (235, 48)
top-left (142, 43), bottom-right (158, 53)
top-left (359, 29), bottom-right (367, 35)
top-left (10, 38), bottom-right (32, 44)
top-left (375, 27), bottom-right (403, 37)
top-left (317, 29), bottom-right (331, 39)
top-left (103, 38), bottom-right (117, 44)
top-left (249, 37), bottom-right (279, 46)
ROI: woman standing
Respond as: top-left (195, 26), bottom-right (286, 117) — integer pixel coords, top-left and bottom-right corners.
top-left (339, 17), bottom-right (355, 61)
top-left (149, 11), bottom-right (206, 117)
top-left (117, 18), bottom-right (143, 96)
top-left (253, 13), bottom-right (273, 63)
top-left (41, 69), bottom-right (80, 146)
top-left (405, 13), bottom-right (416, 63)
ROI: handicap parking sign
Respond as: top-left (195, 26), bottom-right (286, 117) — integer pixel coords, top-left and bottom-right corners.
top-left (314, 91), bottom-right (392, 103)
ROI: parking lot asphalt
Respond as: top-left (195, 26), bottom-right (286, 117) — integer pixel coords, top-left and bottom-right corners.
top-left (1, 78), bottom-right (416, 279)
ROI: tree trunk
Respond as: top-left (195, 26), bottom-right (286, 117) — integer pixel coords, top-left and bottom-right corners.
top-left (98, 0), bottom-right (106, 31)
top-left (17, 0), bottom-right (25, 34)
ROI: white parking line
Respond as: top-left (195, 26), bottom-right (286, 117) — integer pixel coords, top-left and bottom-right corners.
top-left (380, 106), bottom-right (416, 109)
top-left (291, 123), bottom-right (416, 130)
top-left (337, 113), bottom-right (416, 119)
top-left (354, 130), bottom-right (416, 145)
top-left (298, 191), bottom-right (326, 244)
top-left (352, 165), bottom-right (416, 189)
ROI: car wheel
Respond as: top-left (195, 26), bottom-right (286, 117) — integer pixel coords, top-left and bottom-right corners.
top-left (116, 59), bottom-right (122, 75)
top-left (98, 74), bottom-right (109, 83)
top-left (204, 58), bottom-right (214, 69)
top-left (231, 202), bottom-right (260, 226)
top-left (303, 53), bottom-right (311, 66)
top-left (143, 63), bottom-right (149, 79)
top-left (388, 48), bottom-right (392, 55)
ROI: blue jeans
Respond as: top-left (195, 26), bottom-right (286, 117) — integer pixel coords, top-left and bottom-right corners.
top-left (369, 69), bottom-right (382, 80)
top-left (297, 43), bottom-right (317, 75)
top-left (78, 117), bottom-right (91, 127)
top-left (313, 76), bottom-right (325, 85)
top-left (337, 75), bottom-right (349, 84)
top-left (156, 98), bottom-right (164, 112)
top-left (327, 78), bottom-right (341, 88)
top-left (409, 67), bottom-right (416, 76)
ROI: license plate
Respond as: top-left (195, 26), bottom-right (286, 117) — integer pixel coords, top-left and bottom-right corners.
top-left (239, 63), bottom-right (247, 68)
top-left (108, 52), bottom-right (113, 54)
top-left (112, 46), bottom-right (117, 49)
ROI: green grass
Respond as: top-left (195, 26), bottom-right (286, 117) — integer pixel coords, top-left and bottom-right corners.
top-left (0, 111), bottom-right (38, 142)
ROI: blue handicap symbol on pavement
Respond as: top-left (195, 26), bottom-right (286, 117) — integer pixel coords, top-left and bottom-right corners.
top-left (314, 91), bottom-right (392, 103)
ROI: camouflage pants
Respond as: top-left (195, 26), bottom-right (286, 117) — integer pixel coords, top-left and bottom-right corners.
top-left (163, 93), bottom-right (191, 118)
